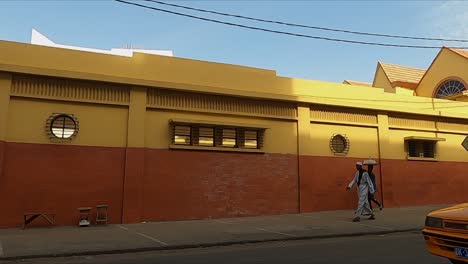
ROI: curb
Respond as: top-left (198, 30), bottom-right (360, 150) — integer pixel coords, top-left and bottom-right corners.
top-left (0, 228), bottom-right (422, 261)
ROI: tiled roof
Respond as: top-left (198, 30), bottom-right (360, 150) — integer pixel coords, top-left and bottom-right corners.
top-left (379, 62), bottom-right (426, 84)
top-left (343, 80), bottom-right (372, 87)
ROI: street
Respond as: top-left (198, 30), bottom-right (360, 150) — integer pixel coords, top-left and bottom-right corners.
top-left (4, 232), bottom-right (448, 264)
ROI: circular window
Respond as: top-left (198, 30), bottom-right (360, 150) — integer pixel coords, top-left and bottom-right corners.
top-left (50, 115), bottom-right (77, 139)
top-left (435, 79), bottom-right (466, 98)
top-left (330, 134), bottom-right (349, 154)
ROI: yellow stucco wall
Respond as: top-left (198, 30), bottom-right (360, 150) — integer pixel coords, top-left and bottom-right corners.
top-left (0, 40), bottom-right (467, 163)
top-left (0, 72), bottom-right (11, 141)
top-left (455, 97), bottom-right (468, 102)
top-left (386, 129), bottom-right (436, 160)
top-left (0, 40), bottom-right (467, 119)
top-left (436, 132), bottom-right (468, 162)
top-left (7, 98), bottom-right (129, 147)
top-left (373, 66), bottom-right (394, 93)
top-left (385, 129), bottom-right (467, 162)
top-left (145, 109), bottom-right (298, 155)
top-left (306, 123), bottom-right (379, 158)
top-left (395, 87), bottom-right (415, 96)
top-left (416, 49), bottom-right (468, 98)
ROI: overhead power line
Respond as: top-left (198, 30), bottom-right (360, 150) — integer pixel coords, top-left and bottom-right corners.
top-left (144, 0), bottom-right (468, 43)
top-left (115, 0), bottom-right (468, 49)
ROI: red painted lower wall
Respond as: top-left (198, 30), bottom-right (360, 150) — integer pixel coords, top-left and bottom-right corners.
top-left (299, 155), bottom-right (468, 213)
top-left (122, 148), bottom-right (145, 224)
top-left (0, 142), bottom-right (126, 228)
top-left (0, 140), bottom-right (4, 182)
top-left (142, 149), bottom-right (299, 221)
top-left (1, 142), bottom-right (467, 228)
top-left (299, 156), bottom-right (372, 212)
top-left (381, 159), bottom-right (468, 207)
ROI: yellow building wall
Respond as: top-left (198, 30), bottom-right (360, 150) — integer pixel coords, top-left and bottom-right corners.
top-left (386, 129), bottom-right (436, 160)
top-left (0, 41), bottom-right (467, 119)
top-left (373, 66), bottom-right (394, 93)
top-left (436, 132), bottom-right (468, 162)
top-left (7, 98), bottom-right (129, 147)
top-left (395, 87), bottom-right (415, 96)
top-left (454, 97), bottom-right (468, 102)
top-left (306, 123), bottom-right (379, 158)
top-left (416, 49), bottom-right (468, 98)
top-left (384, 129), bottom-right (467, 162)
top-left (0, 72), bottom-right (11, 141)
top-left (145, 109), bottom-right (298, 154)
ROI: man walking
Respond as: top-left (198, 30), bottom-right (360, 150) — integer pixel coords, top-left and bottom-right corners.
top-left (347, 162), bottom-right (375, 222)
top-left (364, 160), bottom-right (383, 211)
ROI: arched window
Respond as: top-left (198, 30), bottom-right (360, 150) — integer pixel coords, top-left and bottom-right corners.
top-left (435, 79), bottom-right (466, 98)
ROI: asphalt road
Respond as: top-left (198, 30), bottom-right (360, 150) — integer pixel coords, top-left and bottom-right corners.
top-left (3, 232), bottom-right (449, 264)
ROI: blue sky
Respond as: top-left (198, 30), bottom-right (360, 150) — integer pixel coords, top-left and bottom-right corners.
top-left (0, 0), bottom-right (467, 83)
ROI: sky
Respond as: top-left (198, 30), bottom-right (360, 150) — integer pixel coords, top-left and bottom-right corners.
top-left (0, 0), bottom-right (467, 84)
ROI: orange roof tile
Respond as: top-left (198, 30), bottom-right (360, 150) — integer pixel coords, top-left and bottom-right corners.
top-left (343, 80), bottom-right (372, 87)
top-left (448, 48), bottom-right (468, 59)
top-left (379, 62), bottom-right (426, 85)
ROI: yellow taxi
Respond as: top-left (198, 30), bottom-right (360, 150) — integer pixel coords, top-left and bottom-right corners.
top-left (423, 203), bottom-right (468, 263)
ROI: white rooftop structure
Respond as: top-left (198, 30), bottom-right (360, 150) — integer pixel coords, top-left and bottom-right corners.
top-left (30, 29), bottom-right (174, 57)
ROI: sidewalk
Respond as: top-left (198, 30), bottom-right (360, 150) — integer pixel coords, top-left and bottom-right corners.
top-left (0, 205), bottom-right (446, 260)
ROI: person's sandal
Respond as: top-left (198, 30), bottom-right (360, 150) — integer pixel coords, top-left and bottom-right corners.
top-left (368, 215), bottom-right (376, 220)
top-left (353, 217), bottom-right (361, 222)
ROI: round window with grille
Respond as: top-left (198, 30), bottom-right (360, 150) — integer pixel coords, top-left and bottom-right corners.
top-left (330, 134), bottom-right (349, 155)
top-left (435, 79), bottom-right (466, 98)
top-left (47, 114), bottom-right (79, 140)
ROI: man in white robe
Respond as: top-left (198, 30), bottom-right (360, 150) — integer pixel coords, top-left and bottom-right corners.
top-left (346, 162), bottom-right (375, 222)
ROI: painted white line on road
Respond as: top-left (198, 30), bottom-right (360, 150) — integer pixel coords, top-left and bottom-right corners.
top-left (298, 215), bottom-right (321, 219)
top-left (254, 227), bottom-right (297, 237)
top-left (213, 219), bottom-right (233, 224)
top-left (116, 225), bottom-right (129, 231)
top-left (136, 232), bottom-right (169, 246)
top-left (0, 240), bottom-right (4, 257)
top-left (338, 221), bottom-right (393, 230)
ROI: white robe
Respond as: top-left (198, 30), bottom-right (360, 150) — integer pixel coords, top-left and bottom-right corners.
top-left (348, 170), bottom-right (375, 217)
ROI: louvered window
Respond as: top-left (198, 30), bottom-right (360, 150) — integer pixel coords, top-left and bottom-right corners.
top-left (198, 127), bottom-right (214, 147)
top-left (173, 125), bottom-right (191, 145)
top-left (221, 128), bottom-right (237, 148)
top-left (244, 130), bottom-right (259, 149)
top-left (170, 121), bottom-right (266, 151)
top-left (50, 115), bottom-right (77, 139)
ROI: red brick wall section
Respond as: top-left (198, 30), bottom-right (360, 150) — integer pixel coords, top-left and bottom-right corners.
top-left (143, 149), bottom-right (299, 221)
top-left (121, 148), bottom-right (145, 224)
top-left (381, 159), bottom-right (468, 207)
top-left (0, 142), bottom-right (126, 228)
top-left (299, 156), bottom-right (375, 212)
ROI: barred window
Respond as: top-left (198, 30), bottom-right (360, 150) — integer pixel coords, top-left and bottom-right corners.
top-left (173, 125), bottom-right (191, 145)
top-left (407, 140), bottom-right (436, 159)
top-left (50, 115), bottom-right (77, 139)
top-left (170, 121), bottom-right (265, 151)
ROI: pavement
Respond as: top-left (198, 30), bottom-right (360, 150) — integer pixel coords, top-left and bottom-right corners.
top-left (10, 232), bottom-right (445, 264)
top-left (0, 204), bottom-right (447, 261)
